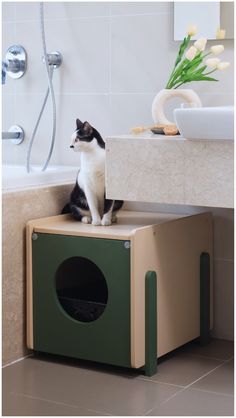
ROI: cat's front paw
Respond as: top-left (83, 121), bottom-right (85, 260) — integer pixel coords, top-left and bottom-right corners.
top-left (112, 214), bottom-right (117, 223)
top-left (92, 217), bottom-right (101, 226)
top-left (82, 216), bottom-right (92, 224)
top-left (101, 217), bottom-right (112, 226)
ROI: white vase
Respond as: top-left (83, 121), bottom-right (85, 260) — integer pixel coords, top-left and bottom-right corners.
top-left (151, 88), bottom-right (202, 125)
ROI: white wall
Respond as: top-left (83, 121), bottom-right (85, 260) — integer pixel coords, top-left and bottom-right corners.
top-left (2, 2), bottom-right (234, 340)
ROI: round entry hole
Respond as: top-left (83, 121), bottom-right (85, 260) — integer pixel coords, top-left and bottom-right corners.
top-left (55, 257), bottom-right (108, 322)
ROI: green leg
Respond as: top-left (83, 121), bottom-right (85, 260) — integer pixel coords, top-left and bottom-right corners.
top-left (200, 252), bottom-right (210, 346)
top-left (145, 271), bottom-right (157, 376)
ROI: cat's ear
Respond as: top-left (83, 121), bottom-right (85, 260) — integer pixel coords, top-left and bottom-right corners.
top-left (83, 121), bottom-right (93, 135)
top-left (76, 118), bottom-right (83, 129)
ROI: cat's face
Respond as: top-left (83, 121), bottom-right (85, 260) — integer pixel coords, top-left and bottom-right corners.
top-left (70, 119), bottom-right (95, 152)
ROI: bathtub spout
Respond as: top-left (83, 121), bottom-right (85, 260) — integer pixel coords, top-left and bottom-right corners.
top-left (2, 126), bottom-right (25, 144)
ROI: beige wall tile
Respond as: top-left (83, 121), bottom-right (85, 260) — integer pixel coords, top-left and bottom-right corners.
top-left (2, 184), bottom-right (72, 365)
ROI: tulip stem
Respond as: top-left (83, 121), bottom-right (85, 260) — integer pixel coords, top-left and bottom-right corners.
top-left (204, 69), bottom-right (217, 75)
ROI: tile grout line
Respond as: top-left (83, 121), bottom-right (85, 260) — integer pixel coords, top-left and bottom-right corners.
top-left (192, 387), bottom-right (234, 398)
top-left (2, 354), bottom-right (33, 369)
top-left (137, 377), bottom-right (185, 388)
top-left (108, 4), bottom-right (112, 116)
top-left (179, 352), bottom-right (234, 362)
top-left (144, 356), bottom-right (234, 415)
top-left (8, 391), bottom-right (111, 416)
top-left (4, 92), bottom-right (234, 99)
top-left (3, 11), bottom-right (172, 25)
top-left (214, 257), bottom-right (234, 263)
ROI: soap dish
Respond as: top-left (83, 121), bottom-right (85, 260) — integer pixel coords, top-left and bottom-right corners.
top-left (151, 125), bottom-right (179, 136)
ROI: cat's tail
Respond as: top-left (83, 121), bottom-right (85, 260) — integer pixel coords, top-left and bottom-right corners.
top-left (61, 203), bottom-right (71, 214)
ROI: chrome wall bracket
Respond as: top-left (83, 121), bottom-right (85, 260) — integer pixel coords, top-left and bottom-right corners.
top-left (42, 51), bottom-right (62, 68)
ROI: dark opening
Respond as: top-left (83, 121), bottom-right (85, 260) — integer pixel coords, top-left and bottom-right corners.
top-left (55, 257), bottom-right (108, 322)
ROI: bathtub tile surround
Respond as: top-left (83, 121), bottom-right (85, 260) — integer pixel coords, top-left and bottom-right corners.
top-left (15, 1), bottom-right (110, 21)
top-left (2, 1), bottom-right (234, 366)
top-left (2, 2), bottom-right (234, 165)
top-left (2, 184), bottom-right (72, 365)
top-left (110, 12), bottom-right (175, 94)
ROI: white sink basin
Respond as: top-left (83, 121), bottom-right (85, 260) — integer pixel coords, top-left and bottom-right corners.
top-left (174, 106), bottom-right (234, 140)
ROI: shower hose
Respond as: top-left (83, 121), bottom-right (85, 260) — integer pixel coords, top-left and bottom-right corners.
top-left (26, 2), bottom-right (57, 173)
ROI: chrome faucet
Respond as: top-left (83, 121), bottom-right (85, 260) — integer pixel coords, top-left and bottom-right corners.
top-left (2, 45), bottom-right (27, 85)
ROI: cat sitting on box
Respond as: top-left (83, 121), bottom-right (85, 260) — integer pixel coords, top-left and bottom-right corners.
top-left (62, 118), bottom-right (123, 226)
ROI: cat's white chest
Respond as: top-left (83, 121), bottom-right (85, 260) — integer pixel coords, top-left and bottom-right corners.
top-left (77, 149), bottom-right (105, 212)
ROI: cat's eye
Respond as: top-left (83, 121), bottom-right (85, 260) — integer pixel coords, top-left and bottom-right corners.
top-left (75, 138), bottom-right (79, 142)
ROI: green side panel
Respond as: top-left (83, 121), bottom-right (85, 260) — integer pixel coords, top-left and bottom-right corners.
top-left (145, 271), bottom-right (157, 376)
top-left (32, 233), bottom-right (131, 367)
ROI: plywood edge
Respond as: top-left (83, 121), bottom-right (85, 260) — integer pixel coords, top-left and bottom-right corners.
top-left (130, 227), bottom-right (155, 368)
top-left (26, 213), bottom-right (70, 228)
top-left (33, 227), bottom-right (132, 241)
top-left (26, 222), bottom-right (34, 349)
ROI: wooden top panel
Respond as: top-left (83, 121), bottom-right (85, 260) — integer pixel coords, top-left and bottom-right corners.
top-left (29, 211), bottom-right (185, 240)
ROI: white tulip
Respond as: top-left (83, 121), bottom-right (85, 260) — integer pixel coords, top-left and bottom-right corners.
top-left (205, 58), bottom-right (221, 68)
top-left (210, 45), bottom-right (224, 55)
top-left (187, 24), bottom-right (197, 36)
top-left (210, 45), bottom-right (225, 55)
top-left (194, 37), bottom-right (207, 51)
top-left (185, 46), bottom-right (198, 61)
top-left (216, 28), bottom-right (226, 40)
top-left (217, 61), bottom-right (230, 70)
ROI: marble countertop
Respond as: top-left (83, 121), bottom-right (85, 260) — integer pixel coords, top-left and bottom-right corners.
top-left (105, 134), bottom-right (234, 208)
top-left (106, 133), bottom-right (234, 142)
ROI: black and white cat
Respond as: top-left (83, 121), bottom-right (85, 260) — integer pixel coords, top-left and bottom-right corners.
top-left (62, 118), bottom-right (123, 226)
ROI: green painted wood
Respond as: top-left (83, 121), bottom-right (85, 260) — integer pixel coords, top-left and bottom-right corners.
top-left (200, 252), bottom-right (210, 345)
top-left (145, 271), bottom-right (157, 376)
top-left (32, 233), bottom-right (131, 367)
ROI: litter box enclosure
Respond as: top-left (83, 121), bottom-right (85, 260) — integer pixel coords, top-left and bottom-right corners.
top-left (26, 211), bottom-right (213, 375)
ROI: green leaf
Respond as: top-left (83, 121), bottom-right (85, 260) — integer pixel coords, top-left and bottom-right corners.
top-left (195, 65), bottom-right (207, 74)
top-left (174, 35), bottom-right (190, 67)
top-left (197, 76), bottom-right (218, 82)
top-left (184, 75), bottom-right (218, 82)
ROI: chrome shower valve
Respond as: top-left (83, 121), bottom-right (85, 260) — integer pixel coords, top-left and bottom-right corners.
top-left (2, 45), bottom-right (27, 83)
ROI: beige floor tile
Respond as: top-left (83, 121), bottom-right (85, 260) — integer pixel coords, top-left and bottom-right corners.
top-left (180, 338), bottom-right (234, 360)
top-left (3, 357), bottom-right (181, 416)
top-left (139, 351), bottom-right (223, 386)
top-left (3, 392), bottom-right (106, 416)
top-left (147, 388), bottom-right (234, 416)
top-left (191, 359), bottom-right (234, 395)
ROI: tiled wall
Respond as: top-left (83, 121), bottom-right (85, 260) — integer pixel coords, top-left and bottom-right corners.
top-left (2, 2), bottom-right (234, 165)
top-left (2, 2), bottom-right (234, 341)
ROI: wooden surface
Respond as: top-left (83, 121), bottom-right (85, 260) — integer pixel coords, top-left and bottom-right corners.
top-left (131, 212), bottom-right (213, 368)
top-left (28, 211), bottom-right (183, 240)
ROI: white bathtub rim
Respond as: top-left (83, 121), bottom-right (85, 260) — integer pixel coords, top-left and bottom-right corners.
top-left (2, 164), bottom-right (78, 192)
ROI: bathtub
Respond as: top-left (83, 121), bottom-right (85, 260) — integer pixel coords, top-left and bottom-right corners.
top-left (2, 164), bottom-right (78, 191)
